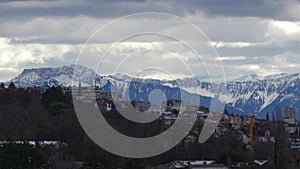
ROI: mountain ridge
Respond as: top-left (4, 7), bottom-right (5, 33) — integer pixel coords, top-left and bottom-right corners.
top-left (9, 64), bottom-right (300, 119)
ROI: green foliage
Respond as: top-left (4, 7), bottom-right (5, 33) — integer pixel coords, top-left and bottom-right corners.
top-left (0, 142), bottom-right (47, 169)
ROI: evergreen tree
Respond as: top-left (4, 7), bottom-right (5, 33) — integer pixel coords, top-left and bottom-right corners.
top-left (266, 112), bottom-right (270, 122)
top-left (8, 82), bottom-right (16, 89)
top-left (275, 105), bottom-right (283, 121)
top-left (274, 106), bottom-right (295, 169)
top-left (0, 83), bottom-right (4, 88)
top-left (41, 86), bottom-right (66, 107)
top-left (78, 81), bottom-right (82, 96)
top-left (41, 86), bottom-right (67, 115)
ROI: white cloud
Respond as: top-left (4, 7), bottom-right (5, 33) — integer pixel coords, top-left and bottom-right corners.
top-left (215, 56), bottom-right (246, 61)
top-left (266, 20), bottom-right (300, 41)
top-left (272, 21), bottom-right (300, 34)
top-left (210, 41), bottom-right (270, 48)
top-left (0, 67), bottom-right (19, 82)
top-left (0, 37), bottom-right (82, 81)
top-left (0, 1), bottom-right (299, 81)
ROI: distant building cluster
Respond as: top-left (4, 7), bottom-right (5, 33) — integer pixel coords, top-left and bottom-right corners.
top-left (2, 81), bottom-right (300, 168)
top-left (152, 160), bottom-right (228, 169)
top-left (63, 83), bottom-right (119, 112)
top-left (284, 106), bottom-right (297, 124)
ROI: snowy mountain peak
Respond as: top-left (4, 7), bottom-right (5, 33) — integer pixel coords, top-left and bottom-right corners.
top-left (11, 64), bottom-right (100, 87)
top-left (234, 74), bottom-right (261, 82)
top-left (9, 64), bottom-right (300, 119)
top-left (108, 73), bottom-right (133, 82)
top-left (263, 73), bottom-right (289, 80)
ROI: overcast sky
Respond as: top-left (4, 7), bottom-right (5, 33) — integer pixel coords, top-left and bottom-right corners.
top-left (1, 0), bottom-right (300, 81)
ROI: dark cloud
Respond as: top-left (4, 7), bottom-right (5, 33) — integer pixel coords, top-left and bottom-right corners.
top-left (0, 0), bottom-right (300, 80)
top-left (177, 0), bottom-right (300, 21)
top-left (0, 0), bottom-right (180, 20)
top-left (0, 0), bottom-right (299, 21)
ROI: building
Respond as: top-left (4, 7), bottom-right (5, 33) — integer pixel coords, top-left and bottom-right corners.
top-left (153, 161), bottom-right (227, 169)
top-left (188, 164), bottom-right (228, 169)
top-left (163, 99), bottom-right (182, 112)
top-left (131, 100), bottom-right (150, 112)
top-left (285, 123), bottom-right (300, 136)
top-left (0, 141), bottom-right (67, 149)
top-left (285, 106), bottom-right (296, 119)
top-left (67, 83), bottom-right (119, 103)
top-left (284, 106), bottom-right (297, 124)
top-left (255, 130), bottom-right (275, 143)
top-left (254, 160), bottom-right (268, 167)
top-left (172, 161), bottom-right (228, 169)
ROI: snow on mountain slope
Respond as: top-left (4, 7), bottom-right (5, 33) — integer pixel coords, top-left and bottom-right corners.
top-left (11, 64), bottom-right (101, 87)
top-left (160, 73), bottom-right (300, 118)
top-left (264, 73), bottom-right (289, 80)
top-left (10, 64), bottom-right (300, 118)
top-left (233, 74), bottom-right (261, 82)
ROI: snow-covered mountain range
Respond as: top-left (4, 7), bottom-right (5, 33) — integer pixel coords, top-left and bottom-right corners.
top-left (10, 64), bottom-right (100, 87)
top-left (8, 64), bottom-right (300, 119)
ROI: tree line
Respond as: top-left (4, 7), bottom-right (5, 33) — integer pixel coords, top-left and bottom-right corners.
top-left (0, 86), bottom-right (297, 168)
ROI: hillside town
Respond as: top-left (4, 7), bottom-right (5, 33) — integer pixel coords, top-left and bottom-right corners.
top-left (1, 82), bottom-right (300, 168)
top-left (2, 0), bottom-right (300, 168)
top-left (57, 83), bottom-right (300, 168)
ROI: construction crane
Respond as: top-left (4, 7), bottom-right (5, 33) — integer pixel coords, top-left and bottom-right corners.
top-left (218, 113), bottom-right (256, 148)
top-left (249, 114), bottom-right (255, 148)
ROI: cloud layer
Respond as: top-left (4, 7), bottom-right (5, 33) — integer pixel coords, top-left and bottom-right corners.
top-left (0, 0), bottom-right (300, 81)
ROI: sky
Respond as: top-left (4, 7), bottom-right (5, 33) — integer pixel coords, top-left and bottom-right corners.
top-left (1, 0), bottom-right (300, 82)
